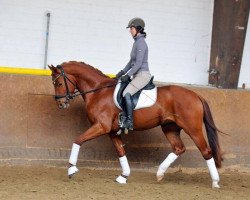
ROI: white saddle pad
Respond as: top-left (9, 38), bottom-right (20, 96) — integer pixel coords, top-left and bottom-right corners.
top-left (113, 82), bottom-right (157, 110)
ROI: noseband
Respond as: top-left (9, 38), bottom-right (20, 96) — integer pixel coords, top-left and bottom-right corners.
top-left (53, 65), bottom-right (116, 102)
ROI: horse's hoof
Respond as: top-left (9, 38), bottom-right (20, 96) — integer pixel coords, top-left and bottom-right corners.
top-left (68, 173), bottom-right (75, 179)
top-left (116, 175), bottom-right (127, 184)
top-left (156, 168), bottom-right (165, 182)
top-left (212, 181), bottom-right (220, 189)
top-left (68, 165), bottom-right (79, 179)
top-left (156, 174), bottom-right (164, 182)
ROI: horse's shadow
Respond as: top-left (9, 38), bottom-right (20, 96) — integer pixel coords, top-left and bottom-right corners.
top-left (127, 171), bottom-right (211, 188)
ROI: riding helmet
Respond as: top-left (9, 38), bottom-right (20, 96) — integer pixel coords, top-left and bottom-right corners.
top-left (126, 17), bottom-right (145, 30)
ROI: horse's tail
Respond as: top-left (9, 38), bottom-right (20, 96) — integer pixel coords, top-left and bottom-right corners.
top-left (198, 96), bottom-right (223, 168)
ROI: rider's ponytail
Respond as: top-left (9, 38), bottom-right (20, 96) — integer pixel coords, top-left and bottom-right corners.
top-left (136, 26), bottom-right (147, 38)
top-left (140, 29), bottom-right (147, 38)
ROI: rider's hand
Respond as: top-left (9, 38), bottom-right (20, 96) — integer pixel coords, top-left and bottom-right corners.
top-left (115, 70), bottom-right (125, 79)
top-left (120, 74), bottom-right (130, 83)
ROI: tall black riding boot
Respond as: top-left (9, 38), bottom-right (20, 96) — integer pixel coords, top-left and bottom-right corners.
top-left (124, 93), bottom-right (134, 130)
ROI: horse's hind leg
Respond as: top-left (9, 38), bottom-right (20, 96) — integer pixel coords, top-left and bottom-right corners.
top-left (157, 124), bottom-right (186, 182)
top-left (185, 128), bottom-right (220, 188)
top-left (109, 133), bottom-right (130, 184)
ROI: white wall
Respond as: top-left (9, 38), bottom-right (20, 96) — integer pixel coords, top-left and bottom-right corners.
top-left (238, 14), bottom-right (250, 88)
top-left (0, 0), bottom-right (214, 85)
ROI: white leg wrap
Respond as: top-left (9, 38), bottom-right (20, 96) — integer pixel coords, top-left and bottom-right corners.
top-left (157, 152), bottom-right (178, 177)
top-left (116, 156), bottom-right (130, 184)
top-left (119, 155), bottom-right (131, 177)
top-left (206, 157), bottom-right (220, 188)
top-left (116, 175), bottom-right (127, 184)
top-left (68, 165), bottom-right (79, 176)
top-left (69, 143), bottom-right (80, 166)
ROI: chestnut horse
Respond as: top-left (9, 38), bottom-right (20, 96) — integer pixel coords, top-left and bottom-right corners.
top-left (48, 61), bottom-right (222, 188)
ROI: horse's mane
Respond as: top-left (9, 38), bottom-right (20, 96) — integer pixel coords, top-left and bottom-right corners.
top-left (82, 62), bottom-right (110, 78)
top-left (62, 61), bottom-right (110, 78)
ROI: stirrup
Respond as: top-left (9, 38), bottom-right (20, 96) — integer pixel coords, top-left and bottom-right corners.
top-left (125, 118), bottom-right (133, 130)
top-left (126, 122), bottom-right (133, 130)
top-left (118, 112), bottom-right (127, 128)
top-left (117, 127), bottom-right (129, 135)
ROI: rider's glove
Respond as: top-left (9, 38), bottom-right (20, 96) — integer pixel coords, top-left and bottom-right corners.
top-left (115, 70), bottom-right (125, 79)
top-left (120, 74), bottom-right (131, 83)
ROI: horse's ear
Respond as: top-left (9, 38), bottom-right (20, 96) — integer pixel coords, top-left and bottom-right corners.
top-left (48, 65), bottom-right (53, 70)
top-left (48, 64), bottom-right (59, 73)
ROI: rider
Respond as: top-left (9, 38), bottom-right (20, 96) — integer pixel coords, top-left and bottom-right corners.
top-left (116, 17), bottom-right (152, 130)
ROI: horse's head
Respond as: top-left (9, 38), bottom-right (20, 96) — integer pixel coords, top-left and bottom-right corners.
top-left (48, 64), bottom-right (77, 109)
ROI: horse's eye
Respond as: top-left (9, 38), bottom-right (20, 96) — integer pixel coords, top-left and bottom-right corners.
top-left (53, 81), bottom-right (62, 87)
top-left (56, 82), bottom-right (63, 87)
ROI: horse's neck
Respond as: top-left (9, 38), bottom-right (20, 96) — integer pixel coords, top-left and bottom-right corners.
top-left (80, 72), bottom-right (110, 90)
top-left (70, 65), bottom-right (114, 96)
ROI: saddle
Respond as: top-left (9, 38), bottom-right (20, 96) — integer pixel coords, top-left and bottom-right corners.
top-left (113, 76), bottom-right (157, 111)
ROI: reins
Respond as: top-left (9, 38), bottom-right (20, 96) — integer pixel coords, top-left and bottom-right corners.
top-left (53, 65), bottom-right (179, 119)
top-left (53, 65), bottom-right (116, 101)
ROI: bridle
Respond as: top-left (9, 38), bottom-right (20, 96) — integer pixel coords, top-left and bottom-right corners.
top-left (53, 65), bottom-right (116, 102)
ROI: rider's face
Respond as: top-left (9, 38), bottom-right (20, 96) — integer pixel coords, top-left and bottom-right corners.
top-left (129, 27), bottom-right (137, 37)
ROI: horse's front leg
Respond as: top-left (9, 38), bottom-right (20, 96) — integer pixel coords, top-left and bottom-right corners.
top-left (109, 133), bottom-right (131, 184)
top-left (68, 122), bottom-right (106, 178)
